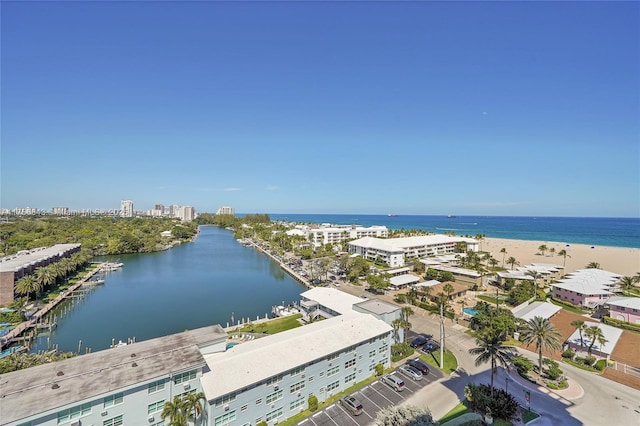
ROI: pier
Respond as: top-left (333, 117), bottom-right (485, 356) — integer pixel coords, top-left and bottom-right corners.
top-left (0, 265), bottom-right (104, 351)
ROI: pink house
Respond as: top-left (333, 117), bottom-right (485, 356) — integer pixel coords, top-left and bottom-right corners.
top-left (551, 269), bottom-right (620, 309)
top-left (606, 297), bottom-right (640, 324)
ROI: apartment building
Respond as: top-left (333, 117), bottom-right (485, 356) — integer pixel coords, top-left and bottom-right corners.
top-left (307, 225), bottom-right (388, 248)
top-left (552, 269), bottom-right (621, 308)
top-left (216, 206), bottom-right (235, 216)
top-left (119, 200), bottom-right (134, 218)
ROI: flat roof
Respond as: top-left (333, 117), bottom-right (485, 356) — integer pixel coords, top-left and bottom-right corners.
top-left (565, 323), bottom-right (623, 355)
top-left (512, 302), bottom-right (561, 321)
top-left (0, 244), bottom-right (81, 273)
top-left (354, 298), bottom-right (400, 315)
top-left (389, 274), bottom-right (420, 287)
top-left (201, 314), bottom-right (392, 400)
top-left (606, 296), bottom-right (640, 310)
top-left (300, 287), bottom-right (364, 315)
top-left (349, 235), bottom-right (478, 253)
top-left (0, 325), bottom-right (227, 425)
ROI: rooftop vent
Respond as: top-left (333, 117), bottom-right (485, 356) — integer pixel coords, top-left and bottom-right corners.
top-left (132, 362), bottom-right (138, 367)
top-left (130, 353), bottom-right (136, 358)
top-left (57, 371), bottom-right (64, 376)
top-left (52, 383), bottom-right (60, 389)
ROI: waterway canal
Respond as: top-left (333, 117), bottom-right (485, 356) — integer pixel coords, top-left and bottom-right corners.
top-left (30, 226), bottom-right (306, 353)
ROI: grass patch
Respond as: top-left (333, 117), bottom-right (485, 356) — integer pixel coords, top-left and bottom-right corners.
top-left (421, 349), bottom-right (458, 374)
top-left (521, 406), bottom-right (540, 423)
top-left (477, 294), bottom-right (514, 307)
top-left (232, 314), bottom-right (302, 335)
top-left (438, 400), bottom-right (471, 423)
top-left (549, 298), bottom-right (586, 314)
top-left (562, 358), bottom-right (601, 373)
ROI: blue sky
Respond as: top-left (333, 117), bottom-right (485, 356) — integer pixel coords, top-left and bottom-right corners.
top-left (2, 1), bottom-right (639, 217)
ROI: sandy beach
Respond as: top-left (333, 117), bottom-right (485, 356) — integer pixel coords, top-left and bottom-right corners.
top-left (481, 237), bottom-right (640, 277)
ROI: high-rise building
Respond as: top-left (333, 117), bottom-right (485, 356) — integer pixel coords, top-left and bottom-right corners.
top-left (179, 206), bottom-right (196, 222)
top-left (51, 207), bottom-right (69, 215)
top-left (215, 206), bottom-right (235, 216)
top-left (120, 200), bottom-right (134, 218)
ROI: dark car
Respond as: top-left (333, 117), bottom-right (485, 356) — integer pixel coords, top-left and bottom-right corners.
top-left (422, 340), bottom-right (440, 353)
top-left (407, 358), bottom-right (430, 375)
top-left (410, 336), bottom-right (429, 348)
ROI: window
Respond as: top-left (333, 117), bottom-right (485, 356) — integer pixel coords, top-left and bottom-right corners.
top-left (369, 350), bottom-right (376, 358)
top-left (57, 403), bottom-right (91, 424)
top-left (148, 379), bottom-right (165, 393)
top-left (256, 398), bottom-right (263, 405)
top-left (327, 380), bottom-right (340, 392)
top-left (291, 366), bottom-right (305, 376)
top-left (327, 352), bottom-right (339, 361)
top-left (266, 389), bottom-right (283, 404)
top-left (214, 411), bottom-right (236, 426)
top-left (345, 359), bottom-right (356, 369)
top-left (103, 415), bottom-right (123, 426)
top-left (241, 404), bottom-right (248, 412)
top-left (148, 400), bottom-right (165, 414)
top-left (378, 344), bottom-right (388, 354)
top-left (290, 380), bottom-right (305, 393)
top-left (327, 366), bottom-right (340, 377)
top-left (290, 397), bottom-right (305, 410)
top-left (369, 363), bottom-right (376, 372)
top-left (214, 392), bottom-right (237, 407)
top-left (344, 372), bottom-right (356, 383)
top-left (266, 374), bottom-right (283, 385)
top-left (308, 375), bottom-right (314, 382)
top-left (174, 369), bottom-right (197, 384)
top-left (266, 407), bottom-right (283, 422)
top-left (103, 392), bottom-right (123, 408)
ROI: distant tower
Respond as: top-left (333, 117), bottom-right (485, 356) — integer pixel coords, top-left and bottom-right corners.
top-left (179, 206), bottom-right (196, 222)
top-left (120, 200), bottom-right (134, 217)
top-left (216, 206), bottom-right (235, 216)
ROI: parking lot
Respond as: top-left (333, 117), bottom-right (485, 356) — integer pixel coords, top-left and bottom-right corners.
top-left (297, 365), bottom-right (444, 426)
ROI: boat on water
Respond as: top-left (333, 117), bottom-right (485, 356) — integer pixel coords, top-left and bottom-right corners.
top-left (387, 214), bottom-right (398, 217)
top-left (83, 279), bottom-right (105, 286)
top-left (271, 304), bottom-right (300, 318)
top-left (447, 215), bottom-right (457, 218)
top-left (100, 262), bottom-right (124, 272)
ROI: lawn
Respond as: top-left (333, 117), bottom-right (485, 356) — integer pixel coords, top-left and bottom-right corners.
top-left (421, 349), bottom-right (458, 375)
top-left (438, 401), bottom-right (471, 423)
top-left (549, 298), bottom-right (586, 315)
top-left (232, 314), bottom-right (302, 335)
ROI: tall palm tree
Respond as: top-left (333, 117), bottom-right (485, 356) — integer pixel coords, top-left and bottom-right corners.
top-left (468, 329), bottom-right (513, 394)
top-left (183, 391), bottom-right (206, 426)
top-left (525, 270), bottom-right (542, 297)
top-left (391, 318), bottom-right (403, 344)
top-left (443, 283), bottom-right (454, 300)
top-left (584, 325), bottom-right (608, 357)
top-left (400, 306), bottom-right (414, 340)
top-left (548, 247), bottom-right (556, 257)
top-left (586, 262), bottom-right (601, 269)
top-left (506, 257), bottom-right (519, 270)
top-left (538, 244), bottom-right (548, 257)
top-left (35, 267), bottom-right (55, 293)
top-left (519, 316), bottom-right (562, 376)
top-left (500, 248), bottom-right (507, 268)
top-left (15, 275), bottom-right (41, 302)
top-left (557, 249), bottom-right (571, 267)
top-left (162, 396), bottom-right (187, 426)
top-left (570, 320), bottom-right (587, 351)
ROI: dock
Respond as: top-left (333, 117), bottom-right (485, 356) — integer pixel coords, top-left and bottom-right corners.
top-left (0, 265), bottom-right (104, 351)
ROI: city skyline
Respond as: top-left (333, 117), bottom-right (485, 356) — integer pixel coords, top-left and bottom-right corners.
top-left (2, 2), bottom-right (639, 217)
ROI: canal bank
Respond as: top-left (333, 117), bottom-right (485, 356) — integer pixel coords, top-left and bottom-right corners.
top-left (27, 226), bottom-right (306, 353)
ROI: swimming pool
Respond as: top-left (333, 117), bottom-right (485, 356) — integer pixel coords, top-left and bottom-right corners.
top-left (462, 307), bottom-right (478, 316)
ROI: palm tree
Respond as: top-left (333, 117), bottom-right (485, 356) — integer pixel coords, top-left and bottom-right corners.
top-left (519, 316), bottom-right (562, 376)
top-left (619, 276), bottom-right (635, 295)
top-left (506, 256), bottom-right (519, 270)
top-left (584, 325), bottom-right (608, 358)
top-left (443, 283), bottom-right (454, 300)
top-left (162, 396), bottom-right (187, 426)
top-left (586, 262), bottom-right (601, 269)
top-left (15, 275), bottom-right (41, 302)
top-left (548, 247), bottom-right (556, 257)
top-left (557, 249), bottom-right (571, 267)
top-left (488, 258), bottom-right (499, 270)
top-left (400, 306), bottom-right (414, 340)
top-left (468, 329), bottom-right (513, 394)
top-left (391, 318), bottom-right (403, 344)
top-left (35, 267), bottom-right (55, 293)
top-left (538, 244), bottom-right (548, 256)
top-left (525, 270), bottom-right (542, 297)
top-left (183, 391), bottom-right (206, 426)
top-left (500, 248), bottom-right (507, 268)
top-left (570, 320), bottom-right (587, 351)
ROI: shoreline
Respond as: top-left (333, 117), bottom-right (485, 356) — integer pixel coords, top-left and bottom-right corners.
top-left (482, 237), bottom-right (640, 276)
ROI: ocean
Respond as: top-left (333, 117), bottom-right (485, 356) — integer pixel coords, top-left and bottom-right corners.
top-left (263, 214), bottom-right (640, 249)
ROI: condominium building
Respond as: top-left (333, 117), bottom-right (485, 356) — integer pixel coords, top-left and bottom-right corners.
top-left (552, 269), bottom-right (621, 308)
top-left (1, 290), bottom-right (396, 426)
top-left (0, 244), bottom-right (82, 305)
top-left (216, 206), bottom-right (235, 216)
top-left (51, 207), bottom-right (69, 216)
top-left (178, 206), bottom-right (196, 222)
top-left (348, 235), bottom-right (479, 268)
top-left (119, 200), bottom-right (134, 218)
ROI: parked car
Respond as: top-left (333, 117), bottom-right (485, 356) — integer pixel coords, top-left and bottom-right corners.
top-left (422, 340), bottom-right (440, 353)
top-left (407, 358), bottom-right (430, 375)
top-left (329, 275), bottom-right (337, 280)
top-left (340, 395), bottom-right (363, 416)
top-left (398, 364), bottom-right (423, 381)
top-left (381, 374), bottom-right (405, 392)
top-left (410, 336), bottom-right (429, 348)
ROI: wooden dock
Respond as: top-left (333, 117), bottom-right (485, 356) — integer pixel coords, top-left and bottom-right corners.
top-left (0, 265), bottom-right (103, 351)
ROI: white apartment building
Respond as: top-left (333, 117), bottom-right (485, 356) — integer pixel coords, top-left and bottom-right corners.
top-left (349, 235), bottom-right (479, 268)
top-left (1, 290), bottom-right (395, 426)
top-left (119, 200), bottom-right (134, 218)
top-left (216, 206), bottom-right (235, 216)
top-left (289, 224), bottom-right (388, 248)
top-left (51, 207), bottom-right (69, 215)
top-left (178, 206), bottom-right (196, 222)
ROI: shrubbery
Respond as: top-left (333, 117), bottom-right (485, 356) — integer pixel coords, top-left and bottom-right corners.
top-left (308, 395), bottom-right (318, 412)
top-left (561, 349), bottom-right (575, 359)
top-left (511, 356), bottom-right (533, 376)
top-left (375, 363), bottom-right (384, 376)
top-left (464, 384), bottom-right (519, 422)
top-left (391, 343), bottom-right (414, 362)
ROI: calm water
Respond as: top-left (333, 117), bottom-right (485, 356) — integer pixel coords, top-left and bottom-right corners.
top-left (31, 226), bottom-right (305, 353)
top-left (267, 214), bottom-right (640, 248)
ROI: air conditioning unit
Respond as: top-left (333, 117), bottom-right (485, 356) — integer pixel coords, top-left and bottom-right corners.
top-left (273, 385), bottom-right (279, 390)
top-left (297, 392), bottom-right (301, 397)
top-left (148, 416), bottom-right (155, 423)
top-left (183, 383), bottom-right (191, 391)
top-left (101, 410), bottom-right (108, 416)
top-left (70, 421), bottom-right (80, 426)
top-left (224, 404), bottom-right (230, 412)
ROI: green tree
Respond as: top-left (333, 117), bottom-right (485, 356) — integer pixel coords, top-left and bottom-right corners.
top-left (14, 275), bottom-right (40, 301)
top-left (519, 316), bottom-right (562, 375)
top-left (570, 320), bottom-right (587, 351)
top-left (525, 270), bottom-right (542, 295)
top-left (443, 283), bottom-right (454, 300)
top-left (468, 329), bottom-right (514, 393)
top-left (161, 396), bottom-right (187, 426)
top-left (538, 244), bottom-right (548, 256)
top-left (584, 325), bottom-right (608, 357)
top-left (500, 247), bottom-right (507, 268)
top-left (400, 306), bottom-right (414, 340)
top-left (374, 405), bottom-right (436, 426)
top-left (557, 249), bottom-right (571, 267)
top-left (619, 276), bottom-right (636, 295)
top-left (183, 391), bottom-right (206, 425)
top-left (506, 256), bottom-right (519, 270)
top-left (586, 262), bottom-right (601, 269)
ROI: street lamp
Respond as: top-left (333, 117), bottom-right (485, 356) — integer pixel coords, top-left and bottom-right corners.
top-left (505, 375), bottom-right (510, 393)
